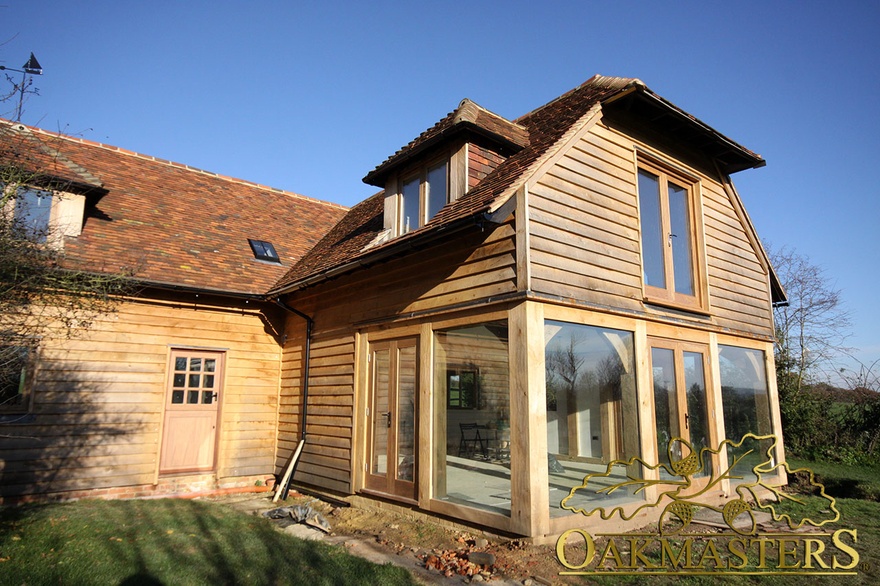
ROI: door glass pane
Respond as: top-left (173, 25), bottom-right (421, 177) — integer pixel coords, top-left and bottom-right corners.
top-left (668, 182), bottom-right (694, 296)
top-left (204, 359), bottom-right (216, 372)
top-left (426, 162), bottom-right (448, 222)
top-left (173, 373), bottom-right (185, 387)
top-left (401, 177), bottom-right (420, 234)
top-left (396, 344), bottom-right (417, 482)
top-left (171, 390), bottom-right (184, 404)
top-left (190, 358), bottom-right (202, 372)
top-left (371, 348), bottom-right (390, 476)
top-left (187, 390), bottom-right (199, 404)
top-left (189, 374), bottom-right (201, 387)
top-left (651, 348), bottom-right (678, 472)
top-left (204, 375), bottom-right (214, 388)
top-left (638, 170), bottom-right (666, 288)
top-left (175, 357), bottom-right (187, 371)
top-left (202, 391), bottom-right (214, 404)
top-left (683, 351), bottom-right (709, 478)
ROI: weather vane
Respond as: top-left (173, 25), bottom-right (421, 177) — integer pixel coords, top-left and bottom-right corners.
top-left (0, 52), bottom-right (43, 122)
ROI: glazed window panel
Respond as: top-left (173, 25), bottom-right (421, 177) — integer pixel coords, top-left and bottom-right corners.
top-left (433, 321), bottom-right (510, 517)
top-left (426, 161), bottom-right (448, 222)
top-left (397, 158), bottom-right (450, 235)
top-left (719, 345), bottom-right (775, 479)
top-left (13, 187), bottom-right (53, 243)
top-left (544, 321), bottom-right (642, 517)
top-left (400, 175), bottom-right (420, 234)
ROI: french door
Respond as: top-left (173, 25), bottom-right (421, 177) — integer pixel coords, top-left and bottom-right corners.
top-left (649, 339), bottom-right (714, 486)
top-left (365, 338), bottom-right (418, 500)
top-left (159, 349), bottom-right (224, 474)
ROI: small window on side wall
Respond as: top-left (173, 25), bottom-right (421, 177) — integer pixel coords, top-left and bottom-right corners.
top-left (447, 367), bottom-right (480, 409)
top-left (0, 345), bottom-right (34, 412)
top-left (248, 239), bottom-right (280, 263)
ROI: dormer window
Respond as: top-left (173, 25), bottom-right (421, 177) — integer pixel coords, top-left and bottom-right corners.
top-left (13, 187), bottom-right (53, 243)
top-left (248, 239), bottom-right (280, 263)
top-left (399, 160), bottom-right (448, 235)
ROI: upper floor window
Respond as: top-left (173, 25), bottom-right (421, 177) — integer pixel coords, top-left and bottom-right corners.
top-left (13, 187), bottom-right (53, 243)
top-left (636, 159), bottom-right (705, 311)
top-left (400, 160), bottom-right (448, 235)
top-left (0, 345), bottom-right (33, 413)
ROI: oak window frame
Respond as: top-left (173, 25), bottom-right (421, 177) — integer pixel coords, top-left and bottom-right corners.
top-left (398, 157), bottom-right (449, 235)
top-left (636, 156), bottom-right (708, 312)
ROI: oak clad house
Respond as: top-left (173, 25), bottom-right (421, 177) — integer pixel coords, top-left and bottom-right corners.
top-left (1, 75), bottom-right (786, 539)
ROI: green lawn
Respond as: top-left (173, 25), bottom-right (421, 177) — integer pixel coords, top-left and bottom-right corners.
top-left (0, 498), bottom-right (417, 586)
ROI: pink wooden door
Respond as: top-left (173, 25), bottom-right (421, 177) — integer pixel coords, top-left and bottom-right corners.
top-left (160, 350), bottom-right (224, 474)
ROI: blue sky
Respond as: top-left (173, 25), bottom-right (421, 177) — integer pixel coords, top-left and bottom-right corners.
top-left (4, 1), bottom-right (879, 374)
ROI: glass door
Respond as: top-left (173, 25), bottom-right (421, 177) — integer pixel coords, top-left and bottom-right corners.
top-left (365, 338), bottom-right (418, 500)
top-left (650, 339), bottom-right (713, 487)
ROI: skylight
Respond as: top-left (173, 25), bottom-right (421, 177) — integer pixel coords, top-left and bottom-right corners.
top-left (248, 239), bottom-right (280, 263)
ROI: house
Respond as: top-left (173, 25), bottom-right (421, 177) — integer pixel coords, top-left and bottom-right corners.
top-left (0, 75), bottom-right (786, 540)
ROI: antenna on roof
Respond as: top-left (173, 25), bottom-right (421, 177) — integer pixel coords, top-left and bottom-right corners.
top-left (0, 52), bottom-right (44, 122)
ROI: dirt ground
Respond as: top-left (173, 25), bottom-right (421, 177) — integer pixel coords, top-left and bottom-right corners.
top-left (212, 490), bottom-right (580, 585)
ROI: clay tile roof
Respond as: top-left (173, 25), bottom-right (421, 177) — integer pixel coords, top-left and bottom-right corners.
top-left (1, 119), bottom-right (348, 296)
top-left (0, 122), bottom-right (103, 189)
top-left (362, 98), bottom-right (529, 187)
top-left (272, 75), bottom-right (636, 294)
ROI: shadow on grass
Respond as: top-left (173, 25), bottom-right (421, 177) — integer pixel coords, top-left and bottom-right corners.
top-left (0, 499), bottom-right (416, 586)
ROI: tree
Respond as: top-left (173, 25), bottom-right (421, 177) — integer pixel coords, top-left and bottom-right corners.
top-left (769, 244), bottom-right (851, 394)
top-left (1, 98), bottom-right (135, 412)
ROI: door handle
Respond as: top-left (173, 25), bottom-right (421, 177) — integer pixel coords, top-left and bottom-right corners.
top-left (684, 412), bottom-right (689, 430)
top-left (384, 412), bottom-right (392, 428)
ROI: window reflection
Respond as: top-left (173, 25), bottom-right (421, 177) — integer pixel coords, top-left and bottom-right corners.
top-left (433, 321), bottom-right (510, 516)
top-left (719, 346), bottom-right (774, 480)
top-left (545, 321), bottom-right (642, 516)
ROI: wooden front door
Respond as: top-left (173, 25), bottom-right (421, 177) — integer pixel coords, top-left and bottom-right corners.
top-left (649, 339), bottom-right (714, 488)
top-left (365, 338), bottom-right (418, 500)
top-left (160, 350), bottom-right (224, 474)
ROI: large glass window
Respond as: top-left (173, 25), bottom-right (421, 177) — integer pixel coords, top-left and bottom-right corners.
top-left (544, 321), bottom-right (641, 517)
top-left (433, 321), bottom-right (510, 516)
top-left (719, 345), bottom-right (775, 479)
top-left (637, 160), bottom-right (702, 310)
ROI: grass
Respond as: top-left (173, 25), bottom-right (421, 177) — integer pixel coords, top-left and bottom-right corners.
top-left (787, 457), bottom-right (880, 501)
top-left (0, 498), bottom-right (418, 586)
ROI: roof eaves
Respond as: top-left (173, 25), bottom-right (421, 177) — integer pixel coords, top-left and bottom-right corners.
top-left (627, 86), bottom-right (765, 171)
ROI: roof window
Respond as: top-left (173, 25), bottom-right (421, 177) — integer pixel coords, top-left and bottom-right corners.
top-left (248, 239), bottom-right (280, 263)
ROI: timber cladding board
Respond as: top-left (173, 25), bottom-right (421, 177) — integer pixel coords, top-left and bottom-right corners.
top-left (0, 298), bottom-right (282, 498)
top-left (283, 221), bottom-right (516, 332)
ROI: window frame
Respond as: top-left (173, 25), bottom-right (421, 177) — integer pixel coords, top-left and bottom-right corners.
top-left (6, 185), bottom-right (55, 244)
top-left (636, 156), bottom-right (707, 312)
top-left (397, 156), bottom-right (450, 235)
top-left (0, 345), bottom-right (36, 413)
top-left (446, 365), bottom-right (480, 410)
